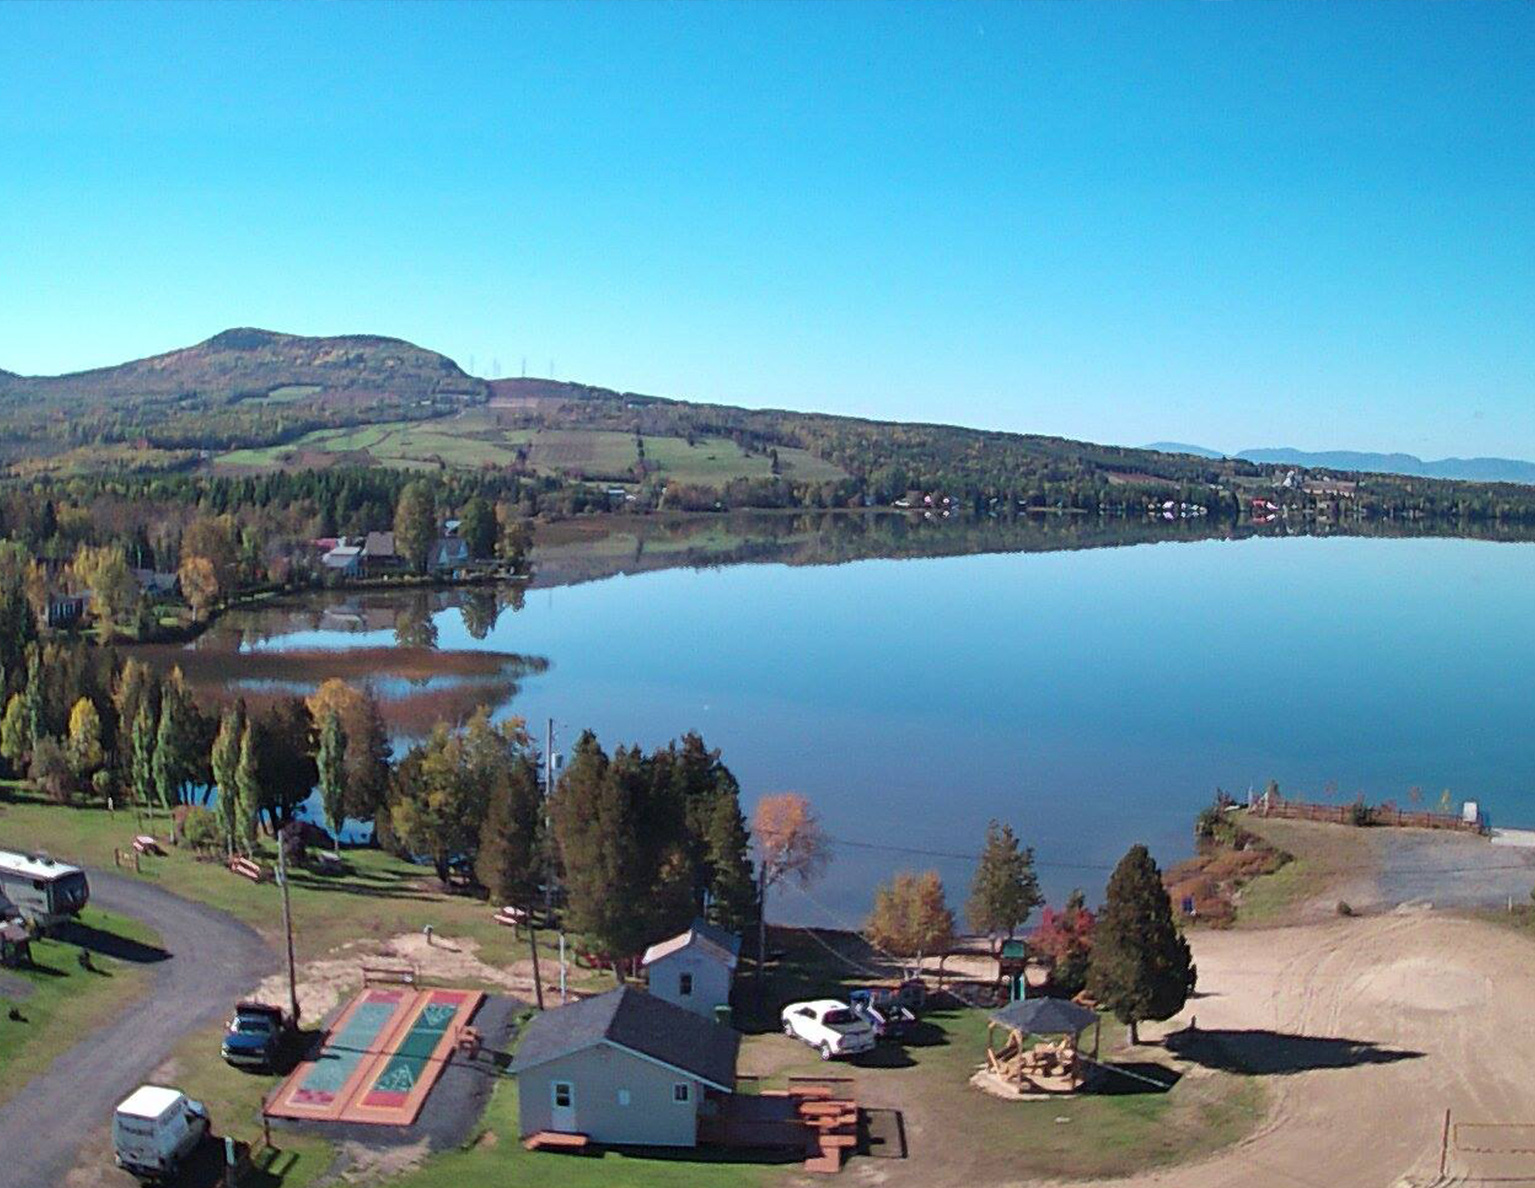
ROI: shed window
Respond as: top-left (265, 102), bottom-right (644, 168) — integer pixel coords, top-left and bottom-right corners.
top-left (617, 1089), bottom-right (631, 1107)
top-left (679, 972), bottom-right (694, 997)
top-left (552, 1082), bottom-right (572, 1109)
top-left (673, 1082), bottom-right (691, 1104)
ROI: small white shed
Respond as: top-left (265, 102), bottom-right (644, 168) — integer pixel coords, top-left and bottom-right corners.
top-left (641, 918), bottom-right (740, 1018)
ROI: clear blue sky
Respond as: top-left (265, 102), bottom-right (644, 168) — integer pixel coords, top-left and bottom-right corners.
top-left (2, 1), bottom-right (1531, 457)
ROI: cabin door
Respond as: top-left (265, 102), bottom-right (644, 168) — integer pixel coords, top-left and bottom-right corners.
top-left (550, 1080), bottom-right (576, 1132)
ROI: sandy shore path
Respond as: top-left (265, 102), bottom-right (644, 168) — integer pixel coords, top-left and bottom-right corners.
top-left (1046, 910), bottom-right (1535, 1188)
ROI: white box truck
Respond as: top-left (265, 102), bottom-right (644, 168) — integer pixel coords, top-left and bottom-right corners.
top-left (112, 1085), bottom-right (209, 1181)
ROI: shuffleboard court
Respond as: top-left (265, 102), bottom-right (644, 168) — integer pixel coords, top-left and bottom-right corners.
top-left (267, 987), bottom-right (484, 1126)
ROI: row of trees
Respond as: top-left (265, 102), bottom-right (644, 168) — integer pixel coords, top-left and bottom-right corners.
top-left (863, 822), bottom-right (1194, 1042)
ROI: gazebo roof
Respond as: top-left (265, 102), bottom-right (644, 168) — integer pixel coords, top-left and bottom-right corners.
top-left (989, 997), bottom-right (1099, 1036)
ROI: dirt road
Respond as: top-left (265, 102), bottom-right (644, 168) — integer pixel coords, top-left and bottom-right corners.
top-left (0, 871), bottom-right (273, 1188)
top-left (1049, 911), bottom-right (1535, 1188)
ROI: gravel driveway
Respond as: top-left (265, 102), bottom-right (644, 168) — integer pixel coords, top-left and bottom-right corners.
top-left (0, 870), bottom-right (274, 1188)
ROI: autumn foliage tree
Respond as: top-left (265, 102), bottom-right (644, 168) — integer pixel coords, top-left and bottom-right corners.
top-left (866, 869), bottom-right (955, 959)
top-left (1029, 890), bottom-right (1096, 997)
top-left (753, 792), bottom-right (829, 975)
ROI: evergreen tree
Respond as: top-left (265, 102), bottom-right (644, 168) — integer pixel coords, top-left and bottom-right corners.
top-left (966, 820), bottom-right (1043, 954)
top-left (702, 791), bottom-right (757, 933)
top-left (475, 747), bottom-right (544, 907)
top-left (1087, 844), bottom-right (1196, 1043)
top-left (211, 703), bottom-right (245, 855)
top-left (316, 708), bottom-right (347, 858)
top-left (549, 731), bottom-right (650, 969)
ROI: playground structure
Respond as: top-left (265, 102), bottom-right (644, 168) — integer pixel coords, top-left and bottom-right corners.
top-left (980, 997), bottom-right (1101, 1096)
top-left (266, 984), bottom-right (484, 1127)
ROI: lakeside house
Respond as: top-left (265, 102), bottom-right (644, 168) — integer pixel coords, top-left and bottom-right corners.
top-left (641, 918), bottom-right (741, 1019)
top-left (510, 985), bottom-right (739, 1147)
top-left (362, 531), bottom-right (400, 574)
top-left (320, 541), bottom-right (364, 578)
top-left (430, 529), bottom-right (470, 573)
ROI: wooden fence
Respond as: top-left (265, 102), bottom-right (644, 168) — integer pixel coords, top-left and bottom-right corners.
top-left (1252, 798), bottom-right (1483, 834)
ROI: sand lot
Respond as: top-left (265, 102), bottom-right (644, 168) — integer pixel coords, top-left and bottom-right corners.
top-left (1048, 910), bottom-right (1535, 1188)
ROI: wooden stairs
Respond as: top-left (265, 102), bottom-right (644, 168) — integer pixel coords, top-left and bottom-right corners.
top-left (789, 1086), bottom-right (859, 1174)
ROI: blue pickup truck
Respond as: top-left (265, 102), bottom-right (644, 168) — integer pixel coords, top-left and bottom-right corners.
top-left (847, 986), bottom-right (918, 1040)
top-left (221, 1002), bottom-right (295, 1070)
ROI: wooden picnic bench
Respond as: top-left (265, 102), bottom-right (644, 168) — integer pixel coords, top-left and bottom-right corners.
top-left (362, 964), bottom-right (418, 987)
top-left (228, 855), bottom-right (271, 882)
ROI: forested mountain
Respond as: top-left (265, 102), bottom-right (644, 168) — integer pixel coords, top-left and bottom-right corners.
top-left (5, 329), bottom-right (1535, 526)
top-left (0, 328), bottom-right (484, 465)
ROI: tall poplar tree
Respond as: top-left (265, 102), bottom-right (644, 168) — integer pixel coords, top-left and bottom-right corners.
top-left (316, 708), bottom-right (347, 858)
top-left (1088, 844), bottom-right (1196, 1043)
top-left (966, 820), bottom-right (1043, 954)
top-left (211, 703), bottom-right (245, 855)
top-left (234, 720), bottom-right (261, 854)
top-left (394, 480), bottom-right (437, 574)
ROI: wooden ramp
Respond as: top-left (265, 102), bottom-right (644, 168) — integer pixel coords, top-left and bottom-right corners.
top-left (522, 1130), bottom-right (591, 1153)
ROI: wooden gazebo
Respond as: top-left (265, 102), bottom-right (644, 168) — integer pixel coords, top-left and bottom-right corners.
top-left (983, 997), bottom-right (1101, 1094)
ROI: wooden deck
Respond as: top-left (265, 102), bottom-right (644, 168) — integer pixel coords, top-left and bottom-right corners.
top-left (701, 1081), bottom-right (860, 1174)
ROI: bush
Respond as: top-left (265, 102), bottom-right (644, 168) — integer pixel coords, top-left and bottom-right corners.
top-left (1336, 900), bottom-right (1355, 917)
top-left (1349, 801), bottom-right (1375, 828)
top-left (181, 806), bottom-right (223, 854)
top-left (28, 737), bottom-right (75, 804)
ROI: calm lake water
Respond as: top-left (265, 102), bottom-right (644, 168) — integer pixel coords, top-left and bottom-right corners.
top-left (184, 528), bottom-right (1535, 925)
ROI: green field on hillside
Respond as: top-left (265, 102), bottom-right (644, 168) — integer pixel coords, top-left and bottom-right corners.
top-left (214, 414), bottom-right (848, 486)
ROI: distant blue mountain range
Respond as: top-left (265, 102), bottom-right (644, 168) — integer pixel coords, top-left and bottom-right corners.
top-left (1142, 443), bottom-right (1535, 486)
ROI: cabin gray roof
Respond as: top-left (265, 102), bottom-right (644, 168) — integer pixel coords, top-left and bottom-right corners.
top-left (989, 997), bottom-right (1100, 1036)
top-left (510, 986), bottom-right (739, 1090)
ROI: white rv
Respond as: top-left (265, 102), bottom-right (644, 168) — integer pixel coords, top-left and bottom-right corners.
top-left (0, 849), bottom-right (90, 929)
top-left (112, 1085), bottom-right (209, 1181)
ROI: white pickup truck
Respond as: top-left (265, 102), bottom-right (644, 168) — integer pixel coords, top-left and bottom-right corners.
top-left (780, 998), bottom-right (878, 1060)
top-left (113, 1085), bottom-right (210, 1182)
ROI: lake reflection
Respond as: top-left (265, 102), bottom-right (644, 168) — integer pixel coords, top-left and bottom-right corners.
top-left (171, 519), bottom-right (1535, 924)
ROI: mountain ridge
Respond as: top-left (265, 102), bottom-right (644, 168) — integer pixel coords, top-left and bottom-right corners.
top-left (1145, 442), bottom-right (1535, 485)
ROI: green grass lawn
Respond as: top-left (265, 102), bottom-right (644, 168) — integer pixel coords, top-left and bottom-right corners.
top-left (212, 412), bottom-right (848, 487)
top-left (164, 1021), bottom-right (334, 1188)
top-left (388, 1078), bottom-right (781, 1188)
top-left (0, 905), bottom-right (161, 1109)
top-left (0, 790), bottom-right (602, 986)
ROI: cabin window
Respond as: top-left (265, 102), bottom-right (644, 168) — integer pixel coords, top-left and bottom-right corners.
top-left (552, 1082), bottom-right (573, 1109)
top-left (679, 972), bottom-right (693, 997)
top-left (673, 1083), bottom-right (691, 1104)
top-left (617, 1089), bottom-right (631, 1106)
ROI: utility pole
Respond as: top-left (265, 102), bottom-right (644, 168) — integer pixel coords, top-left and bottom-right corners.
top-left (528, 923), bottom-right (545, 1010)
top-left (544, 717), bottom-right (569, 1001)
top-left (276, 836), bottom-right (300, 1025)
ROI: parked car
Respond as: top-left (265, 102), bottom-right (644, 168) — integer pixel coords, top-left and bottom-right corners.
top-left (221, 1001), bottom-right (295, 1070)
top-left (112, 1085), bottom-right (209, 1182)
top-left (780, 999), bottom-right (877, 1060)
top-left (848, 987), bottom-right (917, 1039)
